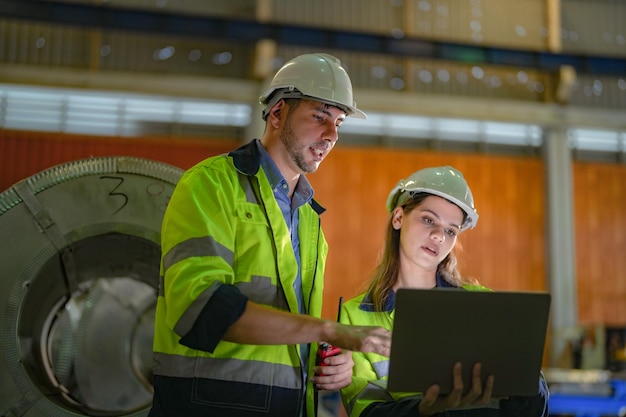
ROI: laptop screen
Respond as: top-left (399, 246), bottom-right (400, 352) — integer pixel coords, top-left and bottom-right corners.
top-left (387, 288), bottom-right (551, 396)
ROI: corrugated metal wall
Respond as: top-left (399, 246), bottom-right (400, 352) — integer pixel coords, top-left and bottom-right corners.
top-left (32, 0), bottom-right (625, 58)
top-left (275, 45), bottom-right (548, 102)
top-left (271, 0), bottom-right (547, 50)
top-left (562, 0), bottom-right (626, 57)
top-left (0, 19), bottom-right (255, 77)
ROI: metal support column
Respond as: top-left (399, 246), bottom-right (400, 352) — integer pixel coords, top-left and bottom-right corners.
top-left (244, 95), bottom-right (265, 144)
top-left (245, 38), bottom-right (276, 144)
top-left (544, 126), bottom-right (578, 366)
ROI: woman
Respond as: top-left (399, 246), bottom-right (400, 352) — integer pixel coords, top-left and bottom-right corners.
top-left (339, 166), bottom-right (549, 417)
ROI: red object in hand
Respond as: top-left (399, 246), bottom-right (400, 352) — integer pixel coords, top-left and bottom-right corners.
top-left (315, 342), bottom-right (341, 375)
top-left (315, 297), bottom-right (344, 376)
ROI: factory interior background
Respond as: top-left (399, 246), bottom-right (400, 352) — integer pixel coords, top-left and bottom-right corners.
top-left (0, 0), bottom-right (625, 416)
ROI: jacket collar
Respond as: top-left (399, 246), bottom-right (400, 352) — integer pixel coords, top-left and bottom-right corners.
top-left (229, 139), bottom-right (326, 215)
top-left (229, 139), bottom-right (261, 176)
top-left (359, 273), bottom-right (458, 312)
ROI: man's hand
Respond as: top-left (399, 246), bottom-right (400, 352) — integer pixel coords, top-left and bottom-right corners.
top-left (310, 349), bottom-right (354, 390)
top-left (417, 362), bottom-right (495, 416)
top-left (327, 323), bottom-right (392, 357)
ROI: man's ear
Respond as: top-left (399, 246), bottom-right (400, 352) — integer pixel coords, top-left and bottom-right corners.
top-left (268, 99), bottom-right (286, 127)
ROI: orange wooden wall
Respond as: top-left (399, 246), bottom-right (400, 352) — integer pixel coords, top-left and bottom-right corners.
top-left (573, 161), bottom-right (626, 326)
top-left (310, 146), bottom-right (547, 319)
top-left (0, 130), bottom-right (240, 190)
top-left (2, 130), bottom-right (625, 329)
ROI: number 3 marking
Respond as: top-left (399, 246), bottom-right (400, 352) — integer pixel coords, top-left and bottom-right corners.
top-left (100, 176), bottom-right (128, 215)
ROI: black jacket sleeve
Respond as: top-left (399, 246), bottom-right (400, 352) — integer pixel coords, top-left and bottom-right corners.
top-left (179, 283), bottom-right (248, 353)
top-left (361, 398), bottom-right (423, 417)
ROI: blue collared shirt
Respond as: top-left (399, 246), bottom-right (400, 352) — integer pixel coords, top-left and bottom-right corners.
top-left (256, 140), bottom-right (314, 313)
top-left (256, 140), bottom-right (314, 401)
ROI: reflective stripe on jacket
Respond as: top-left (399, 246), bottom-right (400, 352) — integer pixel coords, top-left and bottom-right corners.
top-left (340, 280), bottom-right (492, 417)
top-left (152, 140), bottom-right (329, 417)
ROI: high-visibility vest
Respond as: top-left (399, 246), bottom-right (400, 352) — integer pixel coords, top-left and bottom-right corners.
top-left (152, 140), bottom-right (328, 417)
top-left (340, 283), bottom-right (492, 417)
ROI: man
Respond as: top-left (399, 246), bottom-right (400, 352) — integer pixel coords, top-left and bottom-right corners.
top-left (148, 53), bottom-right (391, 417)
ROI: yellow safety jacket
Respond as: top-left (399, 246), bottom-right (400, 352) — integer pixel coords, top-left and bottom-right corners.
top-left (340, 279), bottom-right (492, 417)
top-left (151, 140), bottom-right (328, 417)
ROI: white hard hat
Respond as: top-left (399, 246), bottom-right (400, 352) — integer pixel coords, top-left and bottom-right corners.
top-left (386, 166), bottom-right (479, 229)
top-left (259, 53), bottom-right (366, 120)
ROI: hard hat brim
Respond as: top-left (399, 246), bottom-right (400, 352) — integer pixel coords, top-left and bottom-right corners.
top-left (388, 187), bottom-right (479, 229)
top-left (260, 87), bottom-right (366, 119)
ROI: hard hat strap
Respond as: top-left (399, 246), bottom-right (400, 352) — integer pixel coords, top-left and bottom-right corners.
top-left (261, 88), bottom-right (303, 120)
top-left (262, 88), bottom-right (352, 120)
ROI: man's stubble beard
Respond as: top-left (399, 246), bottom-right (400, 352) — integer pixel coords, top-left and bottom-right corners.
top-left (279, 115), bottom-right (317, 174)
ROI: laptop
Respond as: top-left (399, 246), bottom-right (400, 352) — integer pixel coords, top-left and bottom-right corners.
top-left (387, 288), bottom-right (551, 397)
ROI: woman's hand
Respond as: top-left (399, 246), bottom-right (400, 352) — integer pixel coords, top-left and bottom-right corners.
top-left (417, 362), bottom-right (495, 416)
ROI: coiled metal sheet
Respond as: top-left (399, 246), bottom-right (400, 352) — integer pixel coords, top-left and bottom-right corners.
top-left (0, 157), bottom-right (182, 417)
